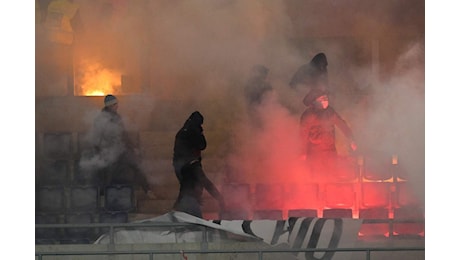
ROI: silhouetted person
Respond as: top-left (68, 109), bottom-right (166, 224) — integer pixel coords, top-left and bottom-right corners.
top-left (289, 52), bottom-right (329, 93)
top-left (85, 94), bottom-right (152, 195)
top-left (244, 65), bottom-right (273, 105)
top-left (173, 111), bottom-right (207, 182)
top-left (300, 89), bottom-right (357, 180)
top-left (244, 64), bottom-right (274, 128)
top-left (172, 111), bottom-right (225, 218)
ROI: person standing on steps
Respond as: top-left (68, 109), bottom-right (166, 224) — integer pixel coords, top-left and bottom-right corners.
top-left (172, 111), bottom-right (226, 218)
top-left (83, 94), bottom-right (154, 197)
top-left (300, 89), bottom-right (357, 180)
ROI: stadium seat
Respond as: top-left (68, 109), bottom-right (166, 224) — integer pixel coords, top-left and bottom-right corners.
top-left (393, 206), bottom-right (425, 238)
top-left (37, 159), bottom-right (70, 186)
top-left (322, 208), bottom-right (353, 218)
top-left (395, 181), bottom-right (422, 207)
top-left (287, 209), bottom-right (318, 218)
top-left (361, 182), bottom-right (391, 208)
top-left (64, 213), bottom-right (96, 243)
top-left (358, 208), bottom-right (390, 238)
top-left (98, 212), bottom-right (129, 234)
top-left (36, 213), bottom-right (61, 244)
top-left (253, 209), bottom-right (283, 220)
top-left (43, 132), bottom-right (73, 159)
top-left (72, 157), bottom-right (103, 186)
top-left (36, 186), bottom-right (66, 214)
top-left (77, 131), bottom-right (92, 156)
top-left (324, 183), bottom-right (355, 208)
top-left (104, 184), bottom-right (136, 212)
top-left (284, 183), bottom-right (319, 209)
top-left (254, 183), bottom-right (284, 210)
top-left (68, 185), bottom-right (100, 213)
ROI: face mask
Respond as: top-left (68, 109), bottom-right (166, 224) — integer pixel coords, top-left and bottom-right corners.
top-left (315, 95), bottom-right (329, 109)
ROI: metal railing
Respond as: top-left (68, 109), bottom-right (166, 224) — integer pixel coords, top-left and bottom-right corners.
top-left (36, 220), bottom-right (424, 260)
top-left (36, 246), bottom-right (425, 260)
top-left (36, 218), bottom-right (425, 243)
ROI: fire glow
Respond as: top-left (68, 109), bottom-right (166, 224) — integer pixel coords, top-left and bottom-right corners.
top-left (76, 61), bottom-right (121, 96)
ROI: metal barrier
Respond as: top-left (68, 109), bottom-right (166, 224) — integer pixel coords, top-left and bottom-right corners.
top-left (36, 247), bottom-right (425, 260)
top-left (36, 218), bottom-right (425, 243)
top-left (36, 220), bottom-right (425, 260)
top-left (36, 222), bottom-right (207, 244)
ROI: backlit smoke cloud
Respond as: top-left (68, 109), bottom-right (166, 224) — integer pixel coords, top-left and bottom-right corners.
top-left (36, 1), bottom-right (424, 202)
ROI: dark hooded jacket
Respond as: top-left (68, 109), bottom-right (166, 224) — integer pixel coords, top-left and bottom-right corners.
top-left (289, 52), bottom-right (329, 90)
top-left (173, 111), bottom-right (207, 176)
top-left (172, 111), bottom-right (225, 218)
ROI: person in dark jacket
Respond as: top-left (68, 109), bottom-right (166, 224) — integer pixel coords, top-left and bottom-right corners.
top-left (244, 64), bottom-right (274, 128)
top-left (300, 89), bottom-right (357, 179)
top-left (173, 160), bottom-right (225, 218)
top-left (289, 52), bottom-right (329, 93)
top-left (172, 111), bottom-right (207, 182)
top-left (172, 111), bottom-right (225, 218)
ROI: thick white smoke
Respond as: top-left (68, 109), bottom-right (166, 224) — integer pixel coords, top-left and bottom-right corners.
top-left (36, 0), bottom-right (425, 203)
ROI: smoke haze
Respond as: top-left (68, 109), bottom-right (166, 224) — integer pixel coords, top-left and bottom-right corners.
top-left (36, 0), bottom-right (424, 203)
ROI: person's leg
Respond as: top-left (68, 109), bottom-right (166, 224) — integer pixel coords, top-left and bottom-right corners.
top-left (173, 195), bottom-right (203, 218)
top-left (324, 151), bottom-right (339, 181)
top-left (308, 153), bottom-right (324, 182)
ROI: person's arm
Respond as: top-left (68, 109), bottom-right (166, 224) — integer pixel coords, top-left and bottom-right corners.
top-left (332, 109), bottom-right (357, 151)
top-left (189, 126), bottom-right (207, 151)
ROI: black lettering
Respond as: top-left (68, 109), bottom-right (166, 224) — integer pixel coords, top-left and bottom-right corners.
top-left (304, 218), bottom-right (343, 260)
top-left (242, 220), bottom-right (257, 237)
top-left (270, 220), bottom-right (288, 245)
top-left (291, 218), bottom-right (315, 252)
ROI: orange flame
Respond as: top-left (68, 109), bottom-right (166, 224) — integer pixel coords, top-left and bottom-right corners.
top-left (76, 60), bottom-right (121, 96)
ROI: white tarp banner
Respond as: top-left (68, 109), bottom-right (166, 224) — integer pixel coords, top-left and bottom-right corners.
top-left (95, 211), bottom-right (362, 260)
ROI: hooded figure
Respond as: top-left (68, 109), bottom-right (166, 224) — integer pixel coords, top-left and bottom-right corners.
top-left (172, 111), bottom-right (225, 218)
top-left (173, 111), bottom-right (207, 182)
top-left (244, 64), bottom-right (273, 106)
top-left (300, 89), bottom-right (357, 179)
top-left (243, 64), bottom-right (274, 128)
top-left (289, 52), bottom-right (329, 91)
top-left (302, 88), bottom-right (329, 108)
